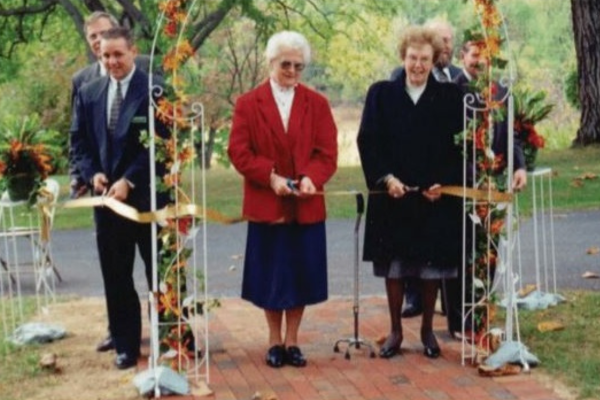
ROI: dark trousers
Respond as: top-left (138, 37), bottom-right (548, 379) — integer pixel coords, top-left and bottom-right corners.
top-left (443, 277), bottom-right (463, 332)
top-left (404, 277), bottom-right (422, 310)
top-left (95, 207), bottom-right (153, 356)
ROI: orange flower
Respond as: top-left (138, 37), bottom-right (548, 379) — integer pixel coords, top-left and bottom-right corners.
top-left (164, 21), bottom-right (178, 37)
top-left (476, 204), bottom-right (489, 220)
top-left (481, 6), bottom-right (502, 29)
top-left (178, 144), bottom-right (194, 164)
top-left (163, 173), bottom-right (179, 188)
top-left (162, 40), bottom-right (194, 72)
top-left (527, 129), bottom-right (545, 149)
top-left (475, 126), bottom-right (487, 150)
top-left (492, 154), bottom-right (505, 172)
top-left (490, 218), bottom-right (504, 235)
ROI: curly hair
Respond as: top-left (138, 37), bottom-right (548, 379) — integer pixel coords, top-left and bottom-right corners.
top-left (397, 25), bottom-right (444, 63)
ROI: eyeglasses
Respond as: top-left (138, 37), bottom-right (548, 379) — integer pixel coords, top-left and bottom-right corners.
top-left (279, 60), bottom-right (305, 72)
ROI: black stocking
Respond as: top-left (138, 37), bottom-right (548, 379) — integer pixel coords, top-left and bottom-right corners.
top-left (383, 277), bottom-right (404, 349)
top-left (420, 279), bottom-right (440, 348)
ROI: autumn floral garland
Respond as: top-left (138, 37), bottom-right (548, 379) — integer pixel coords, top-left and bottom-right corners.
top-left (457, 0), bottom-right (510, 350)
top-left (150, 0), bottom-right (199, 371)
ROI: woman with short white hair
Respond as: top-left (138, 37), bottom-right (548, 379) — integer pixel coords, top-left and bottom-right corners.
top-left (228, 30), bottom-right (337, 368)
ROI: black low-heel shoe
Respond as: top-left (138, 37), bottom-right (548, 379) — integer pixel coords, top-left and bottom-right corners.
top-left (423, 345), bottom-right (441, 359)
top-left (421, 330), bottom-right (441, 359)
top-left (378, 345), bottom-right (400, 359)
top-left (265, 345), bottom-right (285, 368)
top-left (285, 346), bottom-right (307, 367)
top-left (115, 352), bottom-right (138, 369)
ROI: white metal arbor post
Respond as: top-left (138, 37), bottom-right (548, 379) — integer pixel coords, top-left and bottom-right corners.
top-left (459, 0), bottom-right (532, 369)
top-left (146, 0), bottom-right (210, 396)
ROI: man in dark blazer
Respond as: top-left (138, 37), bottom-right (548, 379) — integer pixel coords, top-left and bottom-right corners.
top-left (69, 11), bottom-right (155, 356)
top-left (453, 40), bottom-right (527, 187)
top-left (444, 40), bottom-right (527, 339)
top-left (390, 18), bottom-right (462, 319)
top-left (71, 27), bottom-right (167, 369)
top-left (70, 11), bottom-right (152, 199)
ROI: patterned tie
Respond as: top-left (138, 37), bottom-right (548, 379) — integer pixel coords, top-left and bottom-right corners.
top-left (108, 81), bottom-right (123, 133)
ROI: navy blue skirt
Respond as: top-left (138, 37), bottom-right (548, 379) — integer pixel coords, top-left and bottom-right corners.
top-left (242, 221), bottom-right (328, 310)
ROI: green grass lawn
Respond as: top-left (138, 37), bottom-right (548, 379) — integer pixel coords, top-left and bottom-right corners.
top-left (516, 145), bottom-right (600, 216)
top-left (513, 290), bottom-right (600, 400)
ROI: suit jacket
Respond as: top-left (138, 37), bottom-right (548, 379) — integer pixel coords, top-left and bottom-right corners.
top-left (71, 55), bottom-right (153, 106)
top-left (453, 71), bottom-right (525, 171)
top-left (390, 64), bottom-right (462, 81)
top-left (357, 71), bottom-right (464, 265)
top-left (69, 55), bottom-right (154, 184)
top-left (70, 68), bottom-right (167, 211)
top-left (228, 80), bottom-right (338, 224)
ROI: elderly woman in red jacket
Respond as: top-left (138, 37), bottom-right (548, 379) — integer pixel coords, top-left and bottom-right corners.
top-left (228, 30), bottom-right (337, 369)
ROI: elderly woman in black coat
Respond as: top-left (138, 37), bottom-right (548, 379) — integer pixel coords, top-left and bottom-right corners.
top-left (357, 25), bottom-right (464, 359)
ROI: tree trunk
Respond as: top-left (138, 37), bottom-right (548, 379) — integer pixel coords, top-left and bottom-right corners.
top-left (571, 0), bottom-right (600, 146)
top-left (196, 127), bottom-right (217, 170)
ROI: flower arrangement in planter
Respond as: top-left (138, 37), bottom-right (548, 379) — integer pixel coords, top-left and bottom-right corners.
top-left (0, 115), bottom-right (61, 206)
top-left (513, 88), bottom-right (554, 171)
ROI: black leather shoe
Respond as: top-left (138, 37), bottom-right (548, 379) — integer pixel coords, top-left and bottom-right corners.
top-left (186, 339), bottom-right (202, 357)
top-left (114, 353), bottom-right (138, 370)
top-left (401, 305), bottom-right (423, 318)
top-left (285, 346), bottom-right (307, 367)
top-left (96, 336), bottom-right (115, 352)
top-left (423, 345), bottom-right (441, 359)
top-left (379, 345), bottom-right (400, 359)
top-left (421, 330), bottom-right (441, 359)
top-left (265, 345), bottom-right (285, 368)
top-left (378, 332), bottom-right (402, 358)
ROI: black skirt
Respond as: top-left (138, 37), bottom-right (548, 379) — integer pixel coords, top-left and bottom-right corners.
top-left (241, 221), bottom-right (328, 310)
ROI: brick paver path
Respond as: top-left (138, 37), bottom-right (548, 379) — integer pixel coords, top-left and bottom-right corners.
top-left (156, 296), bottom-right (567, 400)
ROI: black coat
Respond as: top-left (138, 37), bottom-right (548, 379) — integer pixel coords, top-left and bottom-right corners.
top-left (357, 72), bottom-right (464, 265)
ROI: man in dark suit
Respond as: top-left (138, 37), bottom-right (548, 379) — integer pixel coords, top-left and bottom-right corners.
top-left (453, 40), bottom-right (527, 187)
top-left (71, 27), bottom-right (167, 369)
top-left (444, 39), bottom-right (527, 339)
top-left (390, 18), bottom-right (462, 319)
top-left (70, 11), bottom-right (151, 199)
top-left (69, 11), bottom-right (155, 356)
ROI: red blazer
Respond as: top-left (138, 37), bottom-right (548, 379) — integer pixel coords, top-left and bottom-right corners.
top-left (228, 80), bottom-right (338, 224)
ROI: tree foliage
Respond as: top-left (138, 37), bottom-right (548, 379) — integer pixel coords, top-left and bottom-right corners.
top-left (0, 0), bottom-right (590, 168)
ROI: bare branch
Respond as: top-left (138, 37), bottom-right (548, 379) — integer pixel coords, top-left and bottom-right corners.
top-left (190, 5), bottom-right (233, 52)
top-left (0, 0), bottom-right (57, 17)
top-left (271, 0), bottom-right (330, 39)
top-left (115, 0), bottom-right (153, 37)
top-left (82, 0), bottom-right (105, 11)
top-left (272, 0), bottom-right (291, 28)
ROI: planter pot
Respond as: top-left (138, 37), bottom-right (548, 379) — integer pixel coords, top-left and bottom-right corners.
top-left (6, 173), bottom-right (37, 202)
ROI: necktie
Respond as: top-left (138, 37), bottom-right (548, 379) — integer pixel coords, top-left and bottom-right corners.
top-left (108, 81), bottom-right (123, 133)
top-left (433, 67), bottom-right (449, 83)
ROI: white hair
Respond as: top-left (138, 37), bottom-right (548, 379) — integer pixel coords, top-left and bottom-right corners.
top-left (424, 18), bottom-right (455, 39)
top-left (265, 30), bottom-right (311, 65)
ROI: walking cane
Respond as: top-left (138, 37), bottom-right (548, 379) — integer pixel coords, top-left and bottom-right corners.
top-left (333, 192), bottom-right (376, 359)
